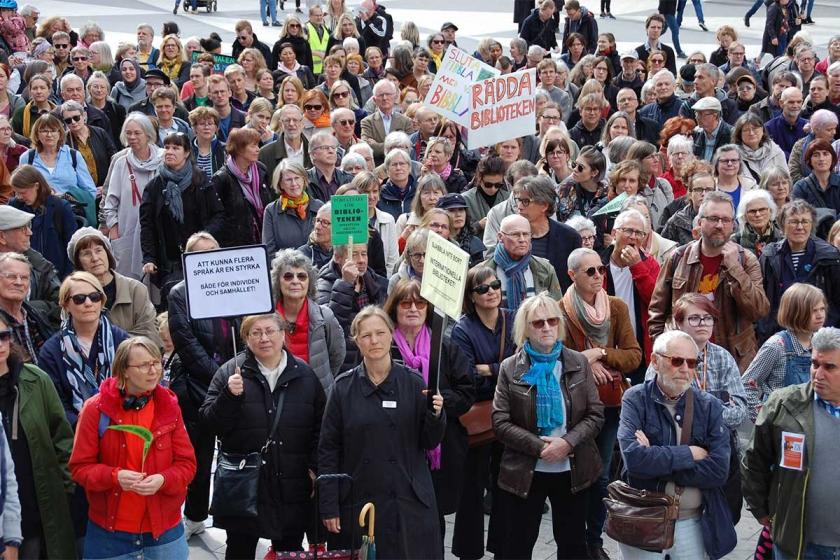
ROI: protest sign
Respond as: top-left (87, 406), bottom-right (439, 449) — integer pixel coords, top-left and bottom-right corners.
top-left (465, 67), bottom-right (537, 150)
top-left (331, 194), bottom-right (369, 246)
top-left (591, 192), bottom-right (628, 216)
top-left (423, 45), bottom-right (499, 127)
top-left (420, 231), bottom-right (470, 320)
top-left (183, 245), bottom-right (273, 320)
top-left (191, 51), bottom-right (237, 73)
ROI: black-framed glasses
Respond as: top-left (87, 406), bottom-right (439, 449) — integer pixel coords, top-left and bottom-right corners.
top-left (573, 162), bottom-right (587, 172)
top-left (686, 314), bottom-right (715, 327)
top-left (530, 317), bottom-right (560, 329)
top-left (304, 104), bottom-right (323, 111)
top-left (68, 292), bottom-right (104, 305)
top-left (659, 354), bottom-right (698, 369)
top-left (409, 251), bottom-right (425, 260)
top-left (472, 280), bottom-right (502, 294)
top-left (514, 197), bottom-right (532, 207)
top-left (282, 271), bottom-right (308, 282)
top-left (582, 265), bottom-right (607, 277)
top-left (72, 56), bottom-right (88, 62)
top-left (0, 329), bottom-right (11, 343)
top-left (63, 114), bottom-right (82, 124)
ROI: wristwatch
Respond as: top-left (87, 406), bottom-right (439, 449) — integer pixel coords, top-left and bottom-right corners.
top-left (600, 348), bottom-right (607, 359)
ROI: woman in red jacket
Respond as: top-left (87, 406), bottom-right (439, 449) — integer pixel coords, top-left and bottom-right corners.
top-left (69, 336), bottom-right (196, 559)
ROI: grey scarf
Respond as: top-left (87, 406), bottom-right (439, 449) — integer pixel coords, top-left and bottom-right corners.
top-left (157, 161), bottom-right (193, 224)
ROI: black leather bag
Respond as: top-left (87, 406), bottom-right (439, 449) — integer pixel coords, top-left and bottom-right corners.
top-left (209, 383), bottom-right (286, 518)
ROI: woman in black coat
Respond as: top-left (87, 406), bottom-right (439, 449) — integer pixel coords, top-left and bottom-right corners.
top-left (319, 305), bottom-right (446, 559)
top-left (384, 279), bottom-right (475, 537)
top-left (207, 128), bottom-right (274, 248)
top-left (273, 17), bottom-right (314, 70)
top-left (202, 312), bottom-right (326, 559)
top-left (60, 101), bottom-right (116, 188)
top-left (139, 133), bottom-right (224, 296)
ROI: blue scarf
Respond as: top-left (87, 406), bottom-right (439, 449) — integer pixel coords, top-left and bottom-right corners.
top-left (60, 315), bottom-right (116, 413)
top-left (522, 341), bottom-right (565, 435)
top-left (493, 243), bottom-right (531, 311)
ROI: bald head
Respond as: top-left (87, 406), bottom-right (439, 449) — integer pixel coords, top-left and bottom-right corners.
top-left (498, 214), bottom-right (532, 259)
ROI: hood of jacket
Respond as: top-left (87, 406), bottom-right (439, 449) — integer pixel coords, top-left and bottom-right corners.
top-left (96, 377), bottom-right (182, 429)
top-left (380, 176), bottom-right (416, 202)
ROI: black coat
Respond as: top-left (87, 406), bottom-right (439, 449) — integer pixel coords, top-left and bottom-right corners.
top-left (390, 339), bottom-right (475, 514)
top-left (207, 162), bottom-right (274, 248)
top-left (316, 262), bottom-right (388, 371)
top-left (692, 121), bottom-right (734, 159)
top-left (190, 139), bottom-right (227, 178)
top-left (139, 165), bottom-right (223, 279)
top-left (318, 363), bottom-right (446, 558)
top-left (520, 9), bottom-right (558, 51)
top-left (635, 42), bottom-right (677, 75)
top-left (533, 219), bottom-right (583, 293)
top-left (65, 125), bottom-right (116, 187)
top-left (232, 35), bottom-right (273, 68)
top-left (273, 35), bottom-right (314, 70)
top-left (561, 9), bottom-right (599, 54)
top-left (99, 100), bottom-right (126, 146)
top-left (202, 351), bottom-right (326, 539)
top-left (272, 66), bottom-right (318, 91)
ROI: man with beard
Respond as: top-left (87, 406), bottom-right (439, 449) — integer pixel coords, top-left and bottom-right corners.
top-left (617, 329), bottom-right (736, 559)
top-left (649, 191), bottom-right (769, 371)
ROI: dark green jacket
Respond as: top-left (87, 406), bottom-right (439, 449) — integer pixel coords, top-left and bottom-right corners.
top-left (17, 363), bottom-right (76, 559)
top-left (741, 382), bottom-right (815, 559)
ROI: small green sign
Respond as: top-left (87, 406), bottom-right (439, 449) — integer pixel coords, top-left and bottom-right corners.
top-left (331, 194), bottom-right (369, 246)
top-left (190, 51), bottom-right (237, 74)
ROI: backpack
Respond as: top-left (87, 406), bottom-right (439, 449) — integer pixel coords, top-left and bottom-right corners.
top-left (28, 148), bottom-right (92, 230)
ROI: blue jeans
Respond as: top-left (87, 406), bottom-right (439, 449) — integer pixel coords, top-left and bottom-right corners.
top-left (776, 543), bottom-right (840, 559)
top-left (83, 521), bottom-right (188, 560)
top-left (585, 406), bottom-right (620, 546)
top-left (259, 0), bottom-right (278, 24)
top-left (801, 0), bottom-right (814, 18)
top-left (745, 0), bottom-right (764, 18)
top-left (677, 0), bottom-right (705, 26)
top-left (663, 14), bottom-right (684, 55)
top-left (174, 0), bottom-right (197, 8)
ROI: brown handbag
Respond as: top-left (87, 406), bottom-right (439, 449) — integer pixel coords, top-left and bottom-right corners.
top-left (597, 366), bottom-right (631, 408)
top-left (603, 389), bottom-right (695, 552)
top-left (459, 314), bottom-right (506, 447)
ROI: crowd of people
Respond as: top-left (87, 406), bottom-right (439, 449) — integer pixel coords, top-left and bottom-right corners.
top-left (0, 0), bottom-right (836, 558)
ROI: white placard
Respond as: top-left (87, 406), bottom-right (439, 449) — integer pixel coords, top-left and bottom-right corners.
top-left (183, 245), bottom-right (274, 320)
top-left (420, 231), bottom-right (470, 320)
top-left (466, 68), bottom-right (537, 150)
top-left (423, 45), bottom-right (499, 127)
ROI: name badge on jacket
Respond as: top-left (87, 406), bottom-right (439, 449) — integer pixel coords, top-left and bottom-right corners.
top-left (382, 400), bottom-right (397, 409)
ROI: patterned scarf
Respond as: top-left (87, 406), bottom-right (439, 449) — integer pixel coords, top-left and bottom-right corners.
top-left (60, 315), bottom-right (116, 413)
top-left (393, 325), bottom-right (441, 469)
top-left (522, 341), bottom-right (565, 435)
top-left (493, 243), bottom-right (531, 311)
top-left (281, 191), bottom-right (311, 220)
top-left (157, 160), bottom-right (193, 224)
top-left (563, 284), bottom-right (611, 347)
top-left (226, 156), bottom-right (265, 239)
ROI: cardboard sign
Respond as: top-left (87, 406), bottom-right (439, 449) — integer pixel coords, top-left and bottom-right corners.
top-left (191, 51), bottom-right (237, 74)
top-left (423, 45), bottom-right (499, 127)
top-left (331, 194), bottom-right (369, 246)
top-left (780, 431), bottom-right (805, 470)
top-left (466, 68), bottom-right (537, 150)
top-left (420, 231), bottom-right (470, 320)
top-left (183, 245), bottom-right (274, 320)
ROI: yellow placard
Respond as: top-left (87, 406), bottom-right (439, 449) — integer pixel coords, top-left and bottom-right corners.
top-left (420, 231), bottom-right (470, 320)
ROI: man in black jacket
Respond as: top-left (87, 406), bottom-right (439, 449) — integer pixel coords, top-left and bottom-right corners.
top-left (316, 243), bottom-right (387, 371)
top-left (561, 0), bottom-right (598, 54)
top-left (231, 20), bottom-right (273, 64)
top-left (617, 87), bottom-right (661, 145)
top-left (520, 0), bottom-right (559, 51)
top-left (355, 0), bottom-right (393, 57)
top-left (634, 14), bottom-right (677, 75)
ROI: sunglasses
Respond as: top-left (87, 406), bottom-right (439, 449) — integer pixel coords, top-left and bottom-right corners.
top-left (431, 39), bottom-right (444, 44)
top-left (573, 162), bottom-right (587, 172)
top-left (483, 181), bottom-right (505, 190)
top-left (72, 56), bottom-right (88, 62)
top-left (304, 104), bottom-right (323, 111)
top-left (0, 329), bottom-right (11, 343)
top-left (530, 317), bottom-right (560, 329)
top-left (659, 354), bottom-right (698, 369)
top-left (337, 119), bottom-right (355, 126)
top-left (282, 271), bottom-right (308, 282)
top-left (472, 280), bottom-right (502, 294)
top-left (288, 23), bottom-right (301, 28)
top-left (398, 299), bottom-right (428, 310)
top-left (54, 43), bottom-right (69, 49)
top-left (581, 265), bottom-right (607, 277)
top-left (332, 90), bottom-right (350, 99)
top-left (68, 292), bottom-right (104, 305)
top-left (63, 114), bottom-right (82, 124)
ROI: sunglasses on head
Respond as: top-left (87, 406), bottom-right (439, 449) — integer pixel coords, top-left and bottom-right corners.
top-left (582, 265), bottom-right (607, 277)
top-left (304, 104), bottom-right (322, 111)
top-left (0, 329), bottom-right (11, 343)
top-left (68, 292), bottom-right (104, 305)
top-left (282, 271), bottom-right (308, 282)
top-left (472, 280), bottom-right (502, 294)
top-left (398, 299), bottom-right (428, 310)
top-left (63, 114), bottom-right (82, 124)
top-left (530, 317), bottom-right (560, 329)
top-left (659, 354), bottom-right (698, 369)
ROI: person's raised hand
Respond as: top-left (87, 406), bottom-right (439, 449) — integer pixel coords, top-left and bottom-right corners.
top-left (341, 258), bottom-right (360, 284)
top-left (228, 368), bottom-right (244, 396)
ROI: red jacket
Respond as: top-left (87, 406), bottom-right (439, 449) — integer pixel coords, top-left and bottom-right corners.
top-left (69, 378), bottom-right (196, 538)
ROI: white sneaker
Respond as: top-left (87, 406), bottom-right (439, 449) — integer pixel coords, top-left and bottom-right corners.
top-left (184, 518), bottom-right (206, 539)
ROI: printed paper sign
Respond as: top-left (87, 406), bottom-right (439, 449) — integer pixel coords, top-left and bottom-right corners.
top-left (191, 51), bottom-right (237, 73)
top-left (331, 194), bottom-right (369, 246)
top-left (466, 68), bottom-right (537, 150)
top-left (183, 245), bottom-right (274, 320)
top-left (420, 231), bottom-right (469, 320)
top-left (780, 431), bottom-right (805, 470)
top-left (423, 45), bottom-right (499, 127)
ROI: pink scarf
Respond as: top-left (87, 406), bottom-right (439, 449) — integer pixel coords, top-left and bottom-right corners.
top-left (393, 325), bottom-right (441, 470)
top-left (225, 156), bottom-right (265, 237)
top-left (438, 163), bottom-right (452, 181)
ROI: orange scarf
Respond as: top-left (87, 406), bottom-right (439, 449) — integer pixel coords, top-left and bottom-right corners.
top-left (281, 191), bottom-right (310, 219)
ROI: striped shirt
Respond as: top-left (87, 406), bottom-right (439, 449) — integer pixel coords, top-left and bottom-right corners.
top-left (196, 152), bottom-right (213, 179)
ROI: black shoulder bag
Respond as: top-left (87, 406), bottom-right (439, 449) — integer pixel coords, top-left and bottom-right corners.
top-left (209, 384), bottom-right (286, 518)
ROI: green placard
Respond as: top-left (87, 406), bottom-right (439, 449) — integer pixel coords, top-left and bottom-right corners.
top-left (191, 51), bottom-right (237, 74)
top-left (331, 194), bottom-right (369, 246)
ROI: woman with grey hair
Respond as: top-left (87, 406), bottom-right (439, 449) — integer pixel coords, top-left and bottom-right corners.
top-left (103, 112), bottom-right (164, 280)
top-left (271, 248), bottom-right (345, 392)
top-left (790, 109), bottom-right (839, 183)
top-left (87, 40), bottom-right (119, 85)
top-left (712, 143), bottom-right (756, 210)
top-left (61, 99), bottom-right (117, 188)
top-left (340, 152), bottom-right (366, 175)
top-left (378, 148), bottom-right (417, 221)
top-left (297, 202), bottom-right (333, 269)
top-left (759, 165), bottom-right (792, 211)
top-left (732, 112), bottom-right (787, 183)
top-left (565, 215), bottom-right (597, 249)
top-left (731, 189), bottom-right (782, 257)
top-left (263, 160), bottom-right (324, 256)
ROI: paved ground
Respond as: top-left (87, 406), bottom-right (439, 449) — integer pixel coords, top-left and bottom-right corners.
top-left (41, 0), bottom-right (836, 557)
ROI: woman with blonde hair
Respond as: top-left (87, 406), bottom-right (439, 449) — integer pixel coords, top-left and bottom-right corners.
top-left (327, 13), bottom-right (365, 54)
top-left (157, 34), bottom-right (191, 88)
top-left (396, 173), bottom-right (446, 232)
top-left (274, 14), bottom-right (314, 70)
top-left (400, 21), bottom-right (420, 49)
top-left (278, 75), bottom-right (305, 108)
top-left (244, 97), bottom-right (278, 146)
top-left (237, 47), bottom-right (268, 92)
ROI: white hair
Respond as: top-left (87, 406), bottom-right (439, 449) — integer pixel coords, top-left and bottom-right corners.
top-left (652, 330), bottom-right (698, 356)
top-left (614, 208), bottom-right (649, 231)
top-left (737, 189), bottom-right (778, 224)
top-left (567, 247), bottom-right (599, 271)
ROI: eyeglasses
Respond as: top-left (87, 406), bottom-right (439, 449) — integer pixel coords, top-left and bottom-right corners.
top-left (38, 129), bottom-right (59, 136)
top-left (500, 230), bottom-right (531, 240)
top-left (127, 360), bottom-right (163, 374)
top-left (248, 328), bottom-right (281, 339)
top-left (787, 219), bottom-right (812, 228)
top-left (315, 217), bottom-right (331, 226)
top-left (692, 187), bottom-right (715, 194)
top-left (72, 56), bottom-right (88, 62)
top-left (746, 207), bottom-right (770, 215)
top-left (313, 144), bottom-right (337, 151)
top-left (581, 265), bottom-right (607, 277)
top-left (729, 51), bottom-right (745, 56)
top-left (304, 104), bottom-right (323, 111)
top-left (548, 149), bottom-right (568, 157)
top-left (581, 234), bottom-right (596, 244)
top-left (282, 271), bottom-right (308, 282)
top-left (573, 162), bottom-right (588, 172)
top-left (686, 314), bottom-right (715, 327)
top-left (63, 114), bottom-right (82, 124)
top-left (472, 280), bottom-right (502, 294)
top-left (68, 292), bottom-right (104, 305)
top-left (530, 317), bottom-right (560, 329)
top-left (514, 197), bottom-right (532, 207)
top-left (288, 23), bottom-right (301, 28)
top-left (398, 299), bottom-right (428, 310)
top-left (0, 329), bottom-right (11, 343)
top-left (332, 90), bottom-right (350, 99)
top-left (659, 354), bottom-right (698, 369)
top-left (719, 158), bottom-right (740, 165)
top-left (0, 272), bottom-right (28, 282)
top-left (483, 180), bottom-right (504, 190)
top-left (702, 216), bottom-right (734, 225)
top-left (336, 119), bottom-right (355, 126)
top-left (541, 115), bottom-right (561, 122)
top-left (617, 227), bottom-right (646, 238)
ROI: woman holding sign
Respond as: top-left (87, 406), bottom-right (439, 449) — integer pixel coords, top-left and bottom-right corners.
top-left (262, 160), bottom-right (323, 256)
top-left (319, 305), bottom-right (446, 559)
top-left (385, 278), bottom-right (474, 541)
